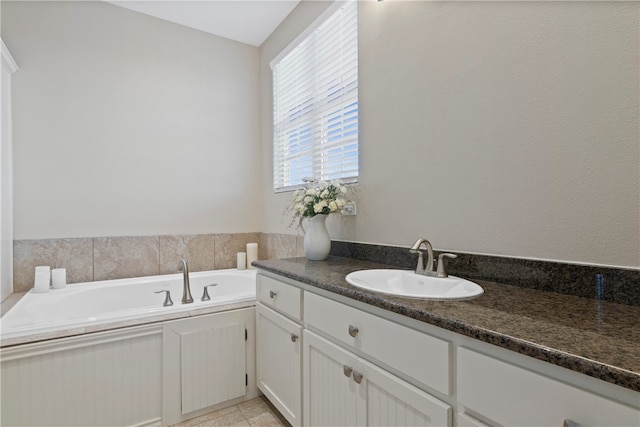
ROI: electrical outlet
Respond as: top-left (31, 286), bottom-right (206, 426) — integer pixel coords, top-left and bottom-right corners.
top-left (342, 201), bottom-right (357, 216)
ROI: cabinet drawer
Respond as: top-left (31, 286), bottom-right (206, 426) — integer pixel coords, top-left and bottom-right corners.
top-left (458, 347), bottom-right (640, 426)
top-left (257, 275), bottom-right (302, 321)
top-left (304, 292), bottom-right (451, 395)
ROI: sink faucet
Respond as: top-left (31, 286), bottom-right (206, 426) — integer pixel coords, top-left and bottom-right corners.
top-left (410, 238), bottom-right (435, 276)
top-left (410, 239), bottom-right (458, 278)
top-left (177, 259), bottom-right (194, 304)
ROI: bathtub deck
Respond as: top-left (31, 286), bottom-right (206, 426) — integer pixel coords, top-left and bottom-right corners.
top-left (172, 396), bottom-right (290, 427)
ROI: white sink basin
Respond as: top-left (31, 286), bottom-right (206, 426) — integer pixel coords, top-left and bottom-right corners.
top-left (345, 269), bottom-right (484, 300)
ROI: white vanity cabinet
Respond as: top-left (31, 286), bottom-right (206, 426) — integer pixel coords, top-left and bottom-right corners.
top-left (457, 347), bottom-right (640, 427)
top-left (256, 275), bottom-right (303, 426)
top-left (304, 330), bottom-right (452, 426)
top-left (303, 291), bottom-right (452, 426)
top-left (256, 271), bottom-right (640, 427)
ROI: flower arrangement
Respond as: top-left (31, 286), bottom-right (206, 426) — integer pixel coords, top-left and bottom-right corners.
top-left (286, 178), bottom-right (348, 227)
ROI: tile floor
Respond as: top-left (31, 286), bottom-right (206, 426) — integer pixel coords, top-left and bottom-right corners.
top-left (172, 396), bottom-right (290, 427)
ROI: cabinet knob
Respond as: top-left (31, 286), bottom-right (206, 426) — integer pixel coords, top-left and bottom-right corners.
top-left (269, 290), bottom-right (277, 299)
top-left (343, 365), bottom-right (353, 377)
top-left (290, 333), bottom-right (298, 342)
top-left (352, 370), bottom-right (363, 384)
top-left (348, 325), bottom-right (359, 337)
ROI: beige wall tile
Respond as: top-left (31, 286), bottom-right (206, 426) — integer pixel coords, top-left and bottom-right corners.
top-left (159, 234), bottom-right (216, 274)
top-left (260, 233), bottom-right (297, 260)
top-left (296, 235), bottom-right (305, 257)
top-left (13, 238), bottom-right (93, 292)
top-left (214, 233), bottom-right (261, 270)
top-left (93, 236), bottom-right (159, 281)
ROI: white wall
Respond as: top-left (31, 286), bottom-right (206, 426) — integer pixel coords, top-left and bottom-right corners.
top-left (260, 1), bottom-right (639, 268)
top-left (3, 1), bottom-right (261, 240)
top-left (1, 39), bottom-right (19, 300)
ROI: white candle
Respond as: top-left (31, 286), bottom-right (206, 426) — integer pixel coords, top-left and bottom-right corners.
top-left (33, 266), bottom-right (50, 293)
top-left (246, 243), bottom-right (258, 269)
top-left (237, 252), bottom-right (247, 270)
top-left (52, 268), bottom-right (67, 289)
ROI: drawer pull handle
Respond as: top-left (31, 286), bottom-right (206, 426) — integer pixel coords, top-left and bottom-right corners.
top-left (269, 290), bottom-right (277, 299)
top-left (352, 370), bottom-right (363, 384)
top-left (290, 333), bottom-right (298, 343)
top-left (563, 420), bottom-right (583, 427)
top-left (343, 365), bottom-right (353, 377)
top-left (348, 325), bottom-right (359, 337)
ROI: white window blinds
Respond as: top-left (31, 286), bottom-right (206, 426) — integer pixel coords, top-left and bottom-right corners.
top-left (271, 0), bottom-right (358, 192)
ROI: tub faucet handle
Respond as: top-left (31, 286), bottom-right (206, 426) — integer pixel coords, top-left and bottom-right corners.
top-left (154, 290), bottom-right (174, 307)
top-left (201, 283), bottom-right (218, 301)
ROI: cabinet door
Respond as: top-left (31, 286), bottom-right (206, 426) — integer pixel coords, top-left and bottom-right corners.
top-left (256, 303), bottom-right (302, 427)
top-left (458, 347), bottom-right (640, 426)
top-left (163, 308), bottom-right (254, 426)
top-left (303, 330), bottom-right (358, 427)
top-left (356, 358), bottom-right (452, 427)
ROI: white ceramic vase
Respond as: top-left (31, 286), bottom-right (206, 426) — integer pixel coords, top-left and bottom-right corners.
top-left (303, 214), bottom-right (331, 261)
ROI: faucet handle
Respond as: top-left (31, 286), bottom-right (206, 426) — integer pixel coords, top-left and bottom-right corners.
top-left (201, 283), bottom-right (218, 301)
top-left (154, 290), bottom-right (174, 307)
top-left (436, 253), bottom-right (457, 278)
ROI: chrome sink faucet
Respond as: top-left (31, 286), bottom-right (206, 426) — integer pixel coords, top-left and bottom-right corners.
top-left (410, 238), bottom-right (458, 278)
top-left (177, 259), bottom-right (194, 304)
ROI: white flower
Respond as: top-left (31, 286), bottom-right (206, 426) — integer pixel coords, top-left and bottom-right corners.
top-left (285, 178), bottom-right (353, 228)
top-left (314, 200), bottom-right (327, 213)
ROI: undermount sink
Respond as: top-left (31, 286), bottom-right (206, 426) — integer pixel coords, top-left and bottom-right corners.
top-left (345, 269), bottom-right (484, 300)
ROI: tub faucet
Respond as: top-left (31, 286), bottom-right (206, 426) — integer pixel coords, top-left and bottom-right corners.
top-left (177, 259), bottom-right (194, 304)
top-left (410, 238), bottom-right (435, 276)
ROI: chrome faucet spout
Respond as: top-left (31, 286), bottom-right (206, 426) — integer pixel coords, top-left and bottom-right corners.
top-left (177, 259), bottom-right (194, 304)
top-left (409, 238), bottom-right (435, 276)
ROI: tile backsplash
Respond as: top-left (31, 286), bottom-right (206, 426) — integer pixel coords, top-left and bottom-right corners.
top-left (13, 232), bottom-right (302, 292)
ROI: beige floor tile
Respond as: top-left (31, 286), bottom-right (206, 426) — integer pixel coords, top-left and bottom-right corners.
top-left (246, 411), bottom-right (288, 427)
top-left (238, 396), bottom-right (271, 419)
top-left (172, 405), bottom-right (240, 427)
top-left (202, 410), bottom-right (250, 427)
top-left (172, 396), bottom-right (289, 427)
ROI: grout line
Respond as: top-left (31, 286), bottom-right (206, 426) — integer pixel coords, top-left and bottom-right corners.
top-left (91, 238), bottom-right (95, 281)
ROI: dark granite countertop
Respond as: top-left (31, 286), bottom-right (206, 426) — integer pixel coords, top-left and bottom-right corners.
top-left (253, 256), bottom-right (640, 393)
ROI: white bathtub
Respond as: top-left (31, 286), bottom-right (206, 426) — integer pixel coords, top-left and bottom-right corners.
top-left (0, 268), bottom-right (257, 343)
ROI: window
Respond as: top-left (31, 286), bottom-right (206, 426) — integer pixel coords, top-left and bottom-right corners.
top-left (271, 1), bottom-right (358, 192)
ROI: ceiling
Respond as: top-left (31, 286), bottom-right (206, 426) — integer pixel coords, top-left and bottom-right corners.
top-left (107, 0), bottom-right (301, 47)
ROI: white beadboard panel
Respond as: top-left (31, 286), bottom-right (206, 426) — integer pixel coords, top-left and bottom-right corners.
top-left (1, 326), bottom-right (162, 426)
top-left (303, 330), bottom-right (357, 427)
top-left (180, 323), bottom-right (246, 414)
top-left (358, 358), bottom-right (452, 427)
top-left (256, 303), bottom-right (302, 426)
top-left (162, 308), bottom-right (256, 426)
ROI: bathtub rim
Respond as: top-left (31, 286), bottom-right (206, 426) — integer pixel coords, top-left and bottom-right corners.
top-left (0, 268), bottom-right (257, 348)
